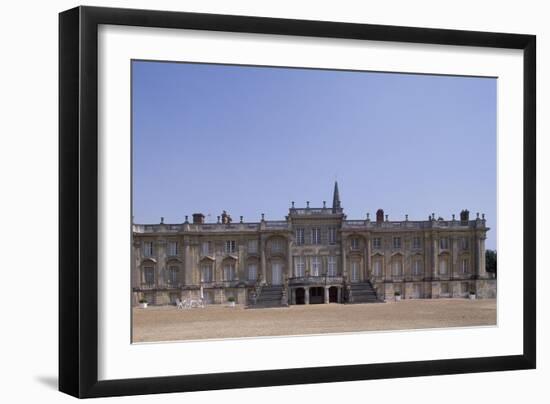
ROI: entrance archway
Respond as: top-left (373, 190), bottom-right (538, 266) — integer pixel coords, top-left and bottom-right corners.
top-left (310, 287), bottom-right (324, 304)
top-left (329, 286), bottom-right (338, 303)
top-left (295, 288), bottom-right (305, 305)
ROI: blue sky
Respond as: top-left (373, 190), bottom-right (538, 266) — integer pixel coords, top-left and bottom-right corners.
top-left (132, 61), bottom-right (497, 249)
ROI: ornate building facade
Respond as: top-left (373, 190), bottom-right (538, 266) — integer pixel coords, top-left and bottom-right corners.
top-left (132, 183), bottom-right (496, 307)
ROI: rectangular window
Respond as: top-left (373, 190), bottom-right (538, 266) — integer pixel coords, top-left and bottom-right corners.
top-left (392, 260), bottom-right (403, 276)
top-left (311, 228), bottom-right (321, 244)
top-left (412, 236), bottom-right (421, 249)
top-left (248, 263), bottom-right (257, 281)
top-left (461, 258), bottom-right (469, 274)
top-left (167, 241), bottom-right (178, 256)
top-left (440, 237), bottom-right (449, 250)
top-left (295, 228), bottom-right (305, 245)
top-left (201, 241), bottom-right (210, 255)
top-left (143, 241), bottom-right (154, 257)
top-left (461, 237), bottom-right (469, 250)
top-left (439, 258), bottom-right (448, 275)
top-left (372, 237), bottom-right (381, 249)
top-left (247, 239), bottom-right (258, 254)
top-left (271, 238), bottom-right (283, 252)
top-left (167, 266), bottom-right (178, 284)
top-left (225, 240), bottom-right (236, 253)
top-left (201, 264), bottom-right (213, 282)
top-left (311, 256), bottom-right (321, 276)
top-left (294, 256), bottom-right (305, 277)
top-left (413, 283), bottom-right (421, 297)
top-left (413, 260), bottom-right (422, 275)
top-left (351, 238), bottom-right (359, 250)
top-left (328, 227), bottom-right (337, 244)
top-left (143, 266), bottom-right (155, 285)
top-left (327, 256), bottom-right (337, 276)
top-left (223, 263), bottom-right (235, 281)
top-left (374, 260), bottom-right (382, 276)
top-left (393, 237), bottom-right (401, 249)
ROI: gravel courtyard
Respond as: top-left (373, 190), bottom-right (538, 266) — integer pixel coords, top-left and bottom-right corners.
top-left (132, 299), bottom-right (496, 343)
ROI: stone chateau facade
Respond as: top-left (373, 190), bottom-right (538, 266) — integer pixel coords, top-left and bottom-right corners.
top-left (132, 182), bottom-right (496, 307)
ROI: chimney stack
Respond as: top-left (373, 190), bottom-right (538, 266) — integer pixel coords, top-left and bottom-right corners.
top-left (192, 213), bottom-right (205, 224)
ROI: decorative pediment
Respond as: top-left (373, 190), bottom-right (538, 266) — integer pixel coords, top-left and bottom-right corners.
top-left (142, 257), bottom-right (157, 264)
top-left (200, 255), bottom-right (215, 262)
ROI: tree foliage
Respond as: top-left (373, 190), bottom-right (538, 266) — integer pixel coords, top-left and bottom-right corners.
top-left (486, 249), bottom-right (497, 276)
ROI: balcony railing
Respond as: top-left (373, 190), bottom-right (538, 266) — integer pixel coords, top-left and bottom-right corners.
top-left (288, 275), bottom-right (344, 285)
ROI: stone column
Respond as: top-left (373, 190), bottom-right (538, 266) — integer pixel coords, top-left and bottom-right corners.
top-left (432, 236), bottom-right (438, 279)
top-left (341, 235), bottom-right (347, 278)
top-left (337, 287), bottom-right (342, 303)
top-left (184, 238), bottom-right (193, 285)
top-left (366, 235), bottom-right (372, 279)
top-left (477, 234), bottom-right (488, 279)
top-left (287, 238), bottom-right (293, 279)
top-left (260, 237), bottom-right (267, 285)
top-left (325, 286), bottom-right (330, 303)
top-left (305, 287), bottom-right (310, 305)
top-left (156, 239), bottom-right (166, 287)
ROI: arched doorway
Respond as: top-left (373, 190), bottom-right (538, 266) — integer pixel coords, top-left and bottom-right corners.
top-left (310, 287), bottom-right (324, 304)
top-left (329, 286), bottom-right (338, 303)
top-left (295, 288), bottom-right (305, 305)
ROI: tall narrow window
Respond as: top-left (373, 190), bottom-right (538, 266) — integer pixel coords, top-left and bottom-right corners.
top-left (223, 262), bottom-right (235, 281)
top-left (328, 227), bottom-right (337, 244)
top-left (374, 260), bottom-right (382, 276)
top-left (373, 237), bottom-right (381, 249)
top-left (412, 236), bottom-right (421, 249)
top-left (143, 241), bottom-right (154, 257)
top-left (201, 264), bottom-right (213, 282)
top-left (201, 241), bottom-right (210, 255)
top-left (295, 228), bottom-right (305, 245)
top-left (440, 237), bottom-right (449, 250)
top-left (225, 240), bottom-right (236, 253)
top-left (413, 259), bottom-right (422, 276)
top-left (439, 257), bottom-right (448, 275)
top-left (392, 260), bottom-right (403, 276)
top-left (311, 256), bottom-right (321, 276)
top-left (143, 266), bottom-right (155, 285)
top-left (248, 263), bottom-right (257, 281)
top-left (460, 237), bottom-right (469, 250)
top-left (393, 237), bottom-right (402, 249)
top-left (167, 266), bottom-right (178, 284)
top-left (311, 228), bottom-right (321, 245)
top-left (461, 258), bottom-right (469, 274)
top-left (167, 241), bottom-right (178, 256)
top-left (294, 256), bottom-right (305, 277)
top-left (247, 239), bottom-right (258, 254)
top-left (327, 256), bottom-right (337, 276)
top-left (351, 238), bottom-right (359, 250)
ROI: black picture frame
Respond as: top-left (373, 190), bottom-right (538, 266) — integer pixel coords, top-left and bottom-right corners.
top-left (59, 5), bottom-right (536, 399)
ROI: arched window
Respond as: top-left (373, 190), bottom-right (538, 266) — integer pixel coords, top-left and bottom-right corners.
top-left (166, 265), bottom-right (179, 285)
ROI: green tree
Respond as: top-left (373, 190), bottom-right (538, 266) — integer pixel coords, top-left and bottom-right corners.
top-left (486, 249), bottom-right (497, 277)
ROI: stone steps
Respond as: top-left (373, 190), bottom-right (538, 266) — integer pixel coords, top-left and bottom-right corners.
top-left (248, 286), bottom-right (287, 308)
top-left (349, 282), bottom-right (380, 303)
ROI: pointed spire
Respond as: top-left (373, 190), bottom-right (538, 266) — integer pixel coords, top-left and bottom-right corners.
top-left (332, 181), bottom-right (341, 212)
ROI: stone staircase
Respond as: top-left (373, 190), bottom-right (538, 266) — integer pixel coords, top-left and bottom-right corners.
top-left (248, 285), bottom-right (287, 308)
top-left (349, 281), bottom-right (380, 303)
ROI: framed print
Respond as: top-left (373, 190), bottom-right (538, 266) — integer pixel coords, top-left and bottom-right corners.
top-left (59, 6), bottom-right (536, 398)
